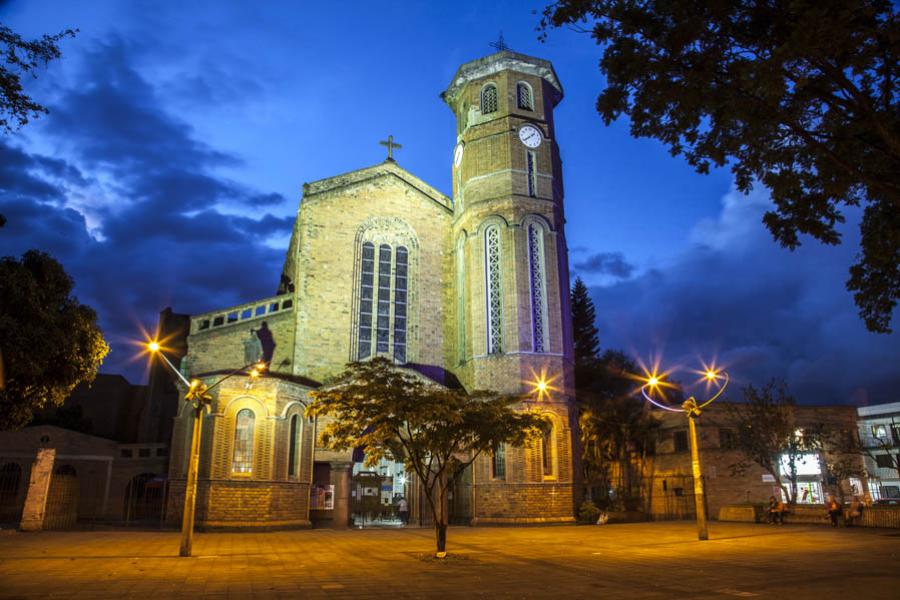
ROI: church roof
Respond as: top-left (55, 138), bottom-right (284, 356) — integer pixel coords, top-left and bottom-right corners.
top-left (441, 50), bottom-right (564, 107)
top-left (301, 160), bottom-right (452, 213)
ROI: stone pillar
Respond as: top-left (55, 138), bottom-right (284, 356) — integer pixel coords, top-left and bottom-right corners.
top-left (19, 448), bottom-right (56, 532)
top-left (330, 462), bottom-right (352, 529)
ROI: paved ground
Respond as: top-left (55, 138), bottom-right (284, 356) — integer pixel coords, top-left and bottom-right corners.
top-left (0, 522), bottom-right (897, 598)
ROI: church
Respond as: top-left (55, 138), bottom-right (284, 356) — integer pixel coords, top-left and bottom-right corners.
top-left (165, 49), bottom-right (578, 529)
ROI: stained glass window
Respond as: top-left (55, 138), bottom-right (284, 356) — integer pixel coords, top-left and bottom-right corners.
top-left (393, 246), bottom-right (408, 363)
top-left (376, 244), bottom-right (392, 353)
top-left (517, 82), bottom-right (533, 110)
top-left (528, 224), bottom-right (547, 353)
top-left (481, 84), bottom-right (498, 114)
top-left (232, 409), bottom-right (255, 474)
top-left (357, 242), bottom-right (375, 360)
top-left (485, 225), bottom-right (503, 354)
top-left (541, 424), bottom-right (553, 477)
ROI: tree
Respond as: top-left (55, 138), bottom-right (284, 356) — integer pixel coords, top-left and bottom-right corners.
top-left (570, 277), bottom-right (601, 387)
top-left (1, 23), bottom-right (77, 133)
top-left (578, 350), bottom-right (659, 509)
top-left (725, 380), bottom-right (825, 504)
top-left (0, 251), bottom-right (108, 430)
top-left (541, 1), bottom-right (900, 333)
top-left (307, 358), bottom-right (545, 556)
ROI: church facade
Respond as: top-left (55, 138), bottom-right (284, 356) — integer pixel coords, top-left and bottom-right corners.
top-left (166, 50), bottom-right (578, 529)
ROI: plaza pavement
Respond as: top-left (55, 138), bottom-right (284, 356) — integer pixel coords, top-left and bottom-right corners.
top-left (0, 521), bottom-right (897, 598)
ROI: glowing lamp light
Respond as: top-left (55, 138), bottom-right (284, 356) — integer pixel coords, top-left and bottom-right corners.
top-left (536, 380), bottom-right (548, 393)
top-left (705, 370), bottom-right (717, 381)
top-left (249, 368), bottom-right (260, 378)
top-left (147, 341), bottom-right (160, 353)
top-left (647, 376), bottom-right (659, 387)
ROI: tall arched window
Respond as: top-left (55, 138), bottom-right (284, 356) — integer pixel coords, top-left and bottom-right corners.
top-left (357, 242), bottom-right (375, 359)
top-left (481, 84), bottom-right (498, 114)
top-left (456, 237), bottom-right (466, 364)
top-left (287, 414), bottom-right (300, 477)
top-left (393, 246), bottom-right (408, 363)
top-left (517, 82), bottom-right (533, 111)
top-left (528, 223), bottom-right (548, 353)
top-left (541, 423), bottom-right (554, 477)
top-left (484, 225), bottom-right (503, 354)
top-left (356, 240), bottom-right (412, 363)
top-left (526, 151), bottom-right (537, 197)
top-left (491, 444), bottom-right (506, 479)
top-left (232, 409), bottom-right (255, 474)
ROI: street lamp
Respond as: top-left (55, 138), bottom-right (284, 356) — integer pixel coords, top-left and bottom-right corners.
top-left (145, 339), bottom-right (265, 556)
top-left (640, 364), bottom-right (729, 541)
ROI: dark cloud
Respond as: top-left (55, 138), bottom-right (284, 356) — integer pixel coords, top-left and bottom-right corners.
top-left (0, 38), bottom-right (293, 381)
top-left (590, 189), bottom-right (900, 406)
top-left (574, 251), bottom-right (635, 279)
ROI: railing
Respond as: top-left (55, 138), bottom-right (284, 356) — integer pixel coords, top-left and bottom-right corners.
top-left (190, 294), bottom-right (294, 334)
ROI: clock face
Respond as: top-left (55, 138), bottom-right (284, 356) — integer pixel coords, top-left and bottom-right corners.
top-left (518, 124), bottom-right (542, 148)
top-left (453, 143), bottom-right (464, 167)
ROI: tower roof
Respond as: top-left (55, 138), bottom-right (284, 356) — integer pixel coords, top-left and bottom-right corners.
top-left (441, 50), bottom-right (564, 107)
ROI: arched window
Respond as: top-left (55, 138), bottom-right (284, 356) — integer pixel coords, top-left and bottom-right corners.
top-left (528, 223), bottom-right (548, 353)
top-left (376, 244), bottom-right (392, 354)
top-left (393, 246), bottom-right (408, 363)
top-left (232, 409), bottom-right (255, 474)
top-left (526, 151), bottom-right (537, 197)
top-left (357, 242), bottom-right (375, 360)
top-left (288, 414), bottom-right (300, 477)
top-left (517, 82), bottom-right (533, 111)
top-left (481, 84), bottom-right (498, 114)
top-left (491, 444), bottom-right (506, 479)
top-left (541, 424), bottom-right (554, 477)
top-left (484, 225), bottom-right (503, 354)
top-left (456, 237), bottom-right (466, 363)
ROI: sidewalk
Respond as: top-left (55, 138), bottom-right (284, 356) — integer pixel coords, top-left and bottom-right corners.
top-left (0, 522), bottom-right (897, 598)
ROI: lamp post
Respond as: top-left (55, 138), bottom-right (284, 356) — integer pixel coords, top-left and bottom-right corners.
top-left (146, 341), bottom-right (264, 556)
top-left (640, 366), bottom-right (729, 541)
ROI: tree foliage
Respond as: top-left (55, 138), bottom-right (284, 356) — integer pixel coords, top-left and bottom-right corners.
top-left (725, 380), bottom-right (824, 504)
top-left (541, 1), bottom-right (900, 332)
top-left (571, 277), bottom-right (601, 387)
top-left (0, 251), bottom-right (108, 430)
top-left (1, 23), bottom-right (76, 133)
top-left (578, 350), bottom-right (659, 509)
top-left (307, 358), bottom-right (545, 555)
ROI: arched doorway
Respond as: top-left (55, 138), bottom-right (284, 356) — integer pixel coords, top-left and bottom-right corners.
top-left (0, 463), bottom-right (23, 524)
top-left (45, 464), bottom-right (79, 530)
top-left (124, 473), bottom-right (166, 525)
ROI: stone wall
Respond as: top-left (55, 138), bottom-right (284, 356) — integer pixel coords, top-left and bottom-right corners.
top-left (186, 309), bottom-right (295, 376)
top-left (166, 478), bottom-right (310, 529)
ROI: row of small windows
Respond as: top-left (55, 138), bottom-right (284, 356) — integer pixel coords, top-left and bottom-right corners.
top-left (480, 82), bottom-right (534, 115)
top-left (230, 409), bottom-right (302, 477)
top-left (357, 242), bottom-right (408, 363)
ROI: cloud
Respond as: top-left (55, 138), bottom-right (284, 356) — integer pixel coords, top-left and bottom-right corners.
top-left (589, 186), bottom-right (900, 406)
top-left (574, 251), bottom-right (635, 279)
top-left (0, 38), bottom-right (294, 380)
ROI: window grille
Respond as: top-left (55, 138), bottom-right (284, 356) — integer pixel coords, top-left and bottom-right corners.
top-left (393, 247), bottom-right (408, 363)
top-left (528, 224), bottom-right (547, 353)
top-left (232, 409), bottom-right (255, 474)
top-left (288, 414), bottom-right (300, 477)
top-left (492, 444), bottom-right (506, 479)
top-left (376, 244), bottom-right (392, 353)
top-left (357, 242), bottom-right (375, 360)
top-left (517, 82), bottom-right (533, 110)
top-left (526, 151), bottom-right (537, 197)
top-left (484, 225), bottom-right (503, 354)
top-left (481, 84), bottom-right (498, 114)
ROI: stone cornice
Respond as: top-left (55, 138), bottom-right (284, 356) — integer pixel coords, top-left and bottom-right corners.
top-left (441, 50), bottom-right (564, 107)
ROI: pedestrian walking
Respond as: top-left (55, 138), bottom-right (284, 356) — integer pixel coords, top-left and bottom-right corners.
top-left (826, 496), bottom-right (842, 527)
top-left (398, 497), bottom-right (409, 526)
top-left (845, 495), bottom-right (864, 527)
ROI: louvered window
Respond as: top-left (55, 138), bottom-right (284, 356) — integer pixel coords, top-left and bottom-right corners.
top-left (485, 225), bottom-right (503, 354)
top-left (517, 82), bottom-right (533, 110)
top-left (481, 84), bottom-right (498, 114)
top-left (528, 224), bottom-right (548, 353)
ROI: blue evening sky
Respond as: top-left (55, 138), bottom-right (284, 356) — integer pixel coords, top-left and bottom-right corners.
top-left (1, 0), bottom-right (897, 404)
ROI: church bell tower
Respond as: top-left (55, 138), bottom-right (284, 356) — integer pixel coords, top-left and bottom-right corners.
top-left (443, 50), bottom-right (577, 524)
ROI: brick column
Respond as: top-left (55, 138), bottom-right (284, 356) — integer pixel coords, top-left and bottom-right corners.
top-left (19, 448), bottom-right (56, 532)
top-left (330, 462), bottom-right (352, 529)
